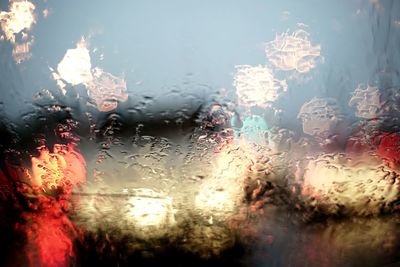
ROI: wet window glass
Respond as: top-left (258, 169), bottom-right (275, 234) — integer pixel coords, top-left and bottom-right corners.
top-left (1, 0), bottom-right (400, 266)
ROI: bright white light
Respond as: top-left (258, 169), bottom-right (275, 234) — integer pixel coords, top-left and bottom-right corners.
top-left (301, 153), bottom-right (400, 215)
top-left (233, 64), bottom-right (287, 107)
top-left (265, 29), bottom-right (323, 73)
top-left (0, 0), bottom-right (37, 63)
top-left (195, 144), bottom-right (254, 218)
top-left (56, 38), bottom-right (93, 86)
top-left (54, 38), bottom-right (128, 111)
top-left (128, 196), bottom-right (175, 227)
top-left (195, 183), bottom-right (238, 215)
top-left (0, 0), bottom-right (36, 42)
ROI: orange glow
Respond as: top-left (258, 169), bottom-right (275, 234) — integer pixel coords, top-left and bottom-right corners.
top-left (0, 0), bottom-right (37, 63)
top-left (12, 37), bottom-right (34, 63)
top-left (3, 142), bottom-right (86, 266)
top-left (0, 0), bottom-right (36, 42)
top-left (22, 143), bottom-right (85, 266)
top-left (87, 68), bottom-right (129, 112)
top-left (31, 143), bottom-right (86, 193)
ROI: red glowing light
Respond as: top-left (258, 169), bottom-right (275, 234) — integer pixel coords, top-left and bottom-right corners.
top-left (376, 132), bottom-right (400, 169)
top-left (20, 201), bottom-right (78, 267)
top-left (5, 142), bottom-right (87, 267)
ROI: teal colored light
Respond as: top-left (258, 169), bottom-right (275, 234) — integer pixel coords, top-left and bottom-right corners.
top-left (237, 115), bottom-right (269, 144)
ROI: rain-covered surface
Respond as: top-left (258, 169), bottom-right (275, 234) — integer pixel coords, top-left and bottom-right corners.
top-left (1, 0), bottom-right (400, 266)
